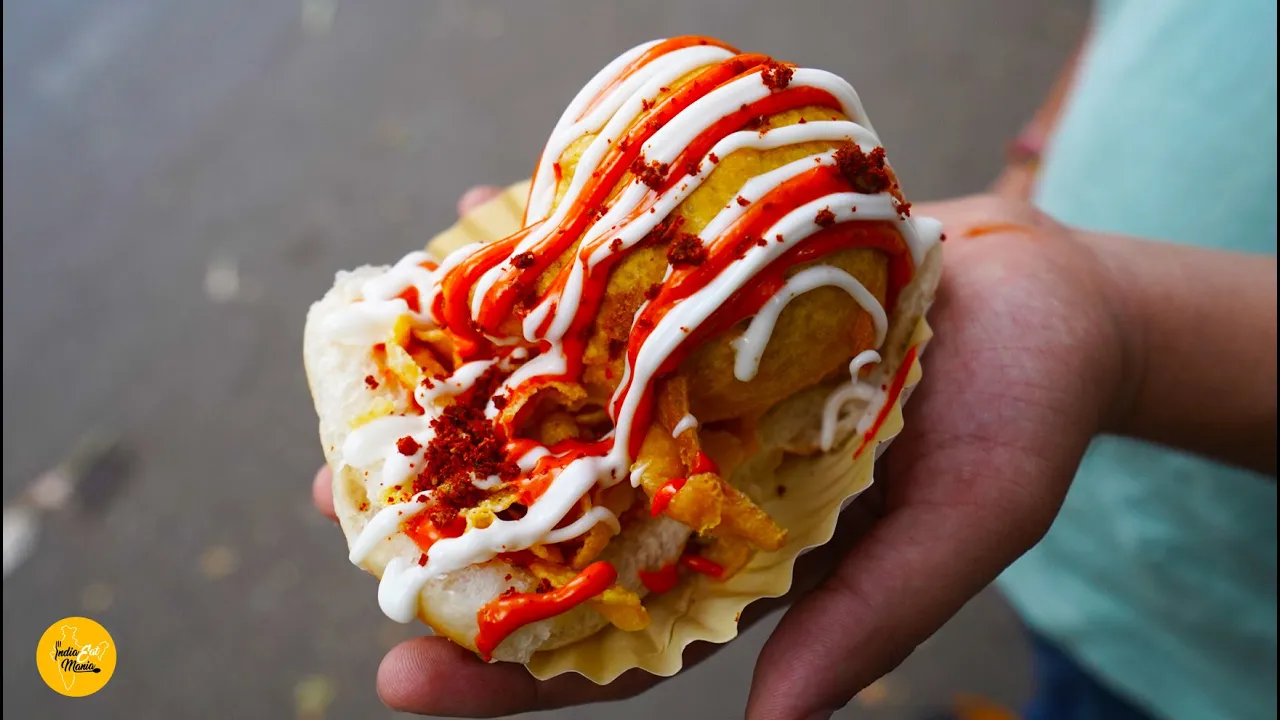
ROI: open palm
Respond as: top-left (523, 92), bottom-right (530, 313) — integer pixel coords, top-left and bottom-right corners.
top-left (310, 191), bottom-right (1125, 719)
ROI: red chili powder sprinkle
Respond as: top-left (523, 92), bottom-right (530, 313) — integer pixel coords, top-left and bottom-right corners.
top-left (760, 60), bottom-right (794, 91)
top-left (416, 367), bottom-right (518, 525)
top-left (364, 375), bottom-right (379, 389)
top-left (814, 207), bottom-right (836, 227)
top-left (511, 252), bottom-right (536, 269)
top-left (631, 156), bottom-right (669, 191)
top-left (736, 196), bottom-right (750, 207)
top-left (666, 234), bottom-right (707, 266)
top-left (610, 238), bottom-right (623, 253)
top-left (834, 143), bottom-right (893, 194)
top-left (396, 436), bottom-right (421, 455)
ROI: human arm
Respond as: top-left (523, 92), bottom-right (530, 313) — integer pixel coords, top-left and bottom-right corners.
top-left (991, 26), bottom-right (1091, 200)
top-left (1088, 231), bottom-right (1278, 475)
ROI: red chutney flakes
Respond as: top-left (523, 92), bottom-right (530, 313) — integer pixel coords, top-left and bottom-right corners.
top-left (415, 367), bottom-right (518, 525)
top-left (834, 143), bottom-right (893, 195)
top-left (631, 156), bottom-right (669, 191)
top-left (760, 60), bottom-right (794, 91)
top-left (666, 234), bottom-right (707, 266)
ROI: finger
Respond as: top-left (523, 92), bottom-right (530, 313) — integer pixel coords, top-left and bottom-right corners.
top-left (457, 185), bottom-right (505, 217)
top-left (377, 636), bottom-right (659, 716)
top-left (313, 465), bottom-right (337, 522)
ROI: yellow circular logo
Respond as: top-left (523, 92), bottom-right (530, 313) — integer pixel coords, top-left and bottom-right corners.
top-left (36, 617), bottom-right (116, 697)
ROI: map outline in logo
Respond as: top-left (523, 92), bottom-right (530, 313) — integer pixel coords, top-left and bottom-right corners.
top-left (36, 616), bottom-right (116, 697)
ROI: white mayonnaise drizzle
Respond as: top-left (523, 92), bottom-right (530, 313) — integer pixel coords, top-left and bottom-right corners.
top-left (671, 413), bottom-right (698, 438)
top-left (526, 40), bottom-right (663, 222)
top-left (819, 350), bottom-right (882, 451)
top-left (731, 265), bottom-right (886, 382)
top-left (324, 244), bottom-right (482, 345)
top-left (349, 494), bottom-right (429, 566)
top-left (332, 38), bottom-right (943, 624)
top-left (471, 475), bottom-right (506, 491)
top-left (343, 359), bottom-right (494, 494)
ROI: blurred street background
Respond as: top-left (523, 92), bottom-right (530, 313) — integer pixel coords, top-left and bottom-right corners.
top-left (3, 1), bottom-right (1085, 717)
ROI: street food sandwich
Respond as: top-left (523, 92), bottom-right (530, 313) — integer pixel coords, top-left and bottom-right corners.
top-left (304, 36), bottom-right (942, 664)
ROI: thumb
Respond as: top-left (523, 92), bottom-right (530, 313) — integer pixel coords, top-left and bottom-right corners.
top-left (744, 510), bottom-right (945, 720)
top-left (744, 453), bottom-right (1057, 718)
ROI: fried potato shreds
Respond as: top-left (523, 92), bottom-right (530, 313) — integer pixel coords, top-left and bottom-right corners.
top-left (570, 523), bottom-right (613, 569)
top-left (698, 535), bottom-right (755, 578)
top-left (698, 423), bottom-right (755, 478)
top-left (537, 411), bottom-right (582, 445)
top-left (667, 474), bottom-right (727, 533)
top-left (656, 376), bottom-right (694, 444)
top-left (531, 543), bottom-right (566, 565)
top-left (589, 588), bottom-right (650, 632)
top-left (528, 561), bottom-right (650, 631)
top-left (408, 340), bottom-right (451, 381)
top-left (636, 427), bottom-right (725, 532)
top-left (383, 341), bottom-right (424, 391)
top-left (391, 315), bottom-right (413, 349)
top-left (646, 379), bottom-right (787, 552)
top-left (711, 476), bottom-right (787, 551)
top-left (596, 483), bottom-right (638, 518)
top-left (412, 328), bottom-right (456, 373)
top-left (498, 380), bottom-right (588, 430)
top-left (462, 491), bottom-right (519, 531)
top-left (350, 397), bottom-right (397, 429)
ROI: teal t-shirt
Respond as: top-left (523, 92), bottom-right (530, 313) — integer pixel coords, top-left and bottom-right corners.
top-left (996, 2), bottom-right (1278, 720)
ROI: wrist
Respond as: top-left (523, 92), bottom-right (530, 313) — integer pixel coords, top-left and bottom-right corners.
top-left (1073, 230), bottom-right (1147, 437)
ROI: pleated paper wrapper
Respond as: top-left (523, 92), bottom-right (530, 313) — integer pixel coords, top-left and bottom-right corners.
top-left (427, 180), bottom-right (933, 683)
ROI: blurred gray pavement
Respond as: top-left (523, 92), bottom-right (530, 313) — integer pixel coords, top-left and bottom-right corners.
top-left (3, 1), bottom-right (1085, 717)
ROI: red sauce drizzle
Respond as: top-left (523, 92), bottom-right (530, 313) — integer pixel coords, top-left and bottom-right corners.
top-left (397, 286), bottom-right (421, 314)
top-left (474, 561), bottom-right (617, 659)
top-left (404, 511), bottom-right (466, 554)
top-left (679, 554), bottom-right (725, 579)
top-left (649, 477), bottom-right (687, 516)
top-left (853, 345), bottom-right (918, 459)
top-left (638, 562), bottom-right (681, 594)
top-left (690, 451), bottom-right (719, 476)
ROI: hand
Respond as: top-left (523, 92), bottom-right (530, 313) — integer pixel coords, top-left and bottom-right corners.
top-left (311, 192), bottom-right (1127, 718)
